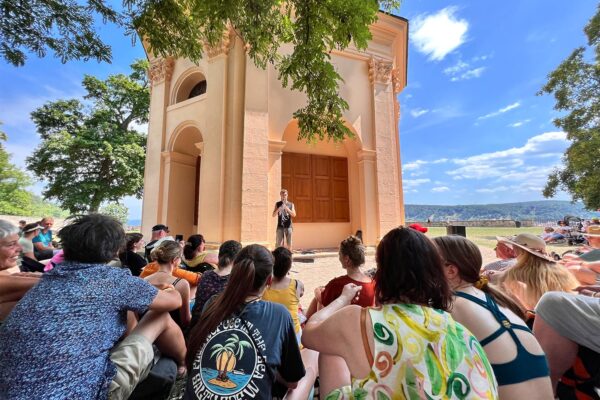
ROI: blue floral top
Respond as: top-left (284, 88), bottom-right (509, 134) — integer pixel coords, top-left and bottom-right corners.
top-left (0, 261), bottom-right (158, 399)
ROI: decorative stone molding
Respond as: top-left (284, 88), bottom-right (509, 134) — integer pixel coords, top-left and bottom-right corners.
top-left (268, 139), bottom-right (287, 155)
top-left (368, 58), bottom-right (393, 85)
top-left (357, 149), bottom-right (377, 162)
top-left (148, 57), bottom-right (175, 86)
top-left (194, 142), bottom-right (205, 155)
top-left (391, 68), bottom-right (403, 94)
top-left (204, 27), bottom-right (236, 58)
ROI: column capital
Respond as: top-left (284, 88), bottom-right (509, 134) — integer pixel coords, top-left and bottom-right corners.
top-left (148, 57), bottom-right (175, 86)
top-left (204, 26), bottom-right (236, 59)
top-left (368, 58), bottom-right (393, 85)
top-left (357, 149), bottom-right (377, 162)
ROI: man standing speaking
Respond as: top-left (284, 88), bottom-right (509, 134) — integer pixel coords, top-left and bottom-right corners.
top-left (272, 189), bottom-right (296, 250)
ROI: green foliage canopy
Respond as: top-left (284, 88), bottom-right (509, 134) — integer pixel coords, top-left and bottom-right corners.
top-left (2, 0), bottom-right (401, 142)
top-left (0, 123), bottom-right (32, 215)
top-left (26, 60), bottom-right (150, 213)
top-left (100, 202), bottom-right (129, 225)
top-left (540, 5), bottom-right (600, 209)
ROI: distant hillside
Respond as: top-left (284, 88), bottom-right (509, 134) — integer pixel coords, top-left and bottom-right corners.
top-left (406, 201), bottom-right (598, 222)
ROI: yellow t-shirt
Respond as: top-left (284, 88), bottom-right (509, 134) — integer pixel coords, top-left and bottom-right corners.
top-left (263, 279), bottom-right (301, 334)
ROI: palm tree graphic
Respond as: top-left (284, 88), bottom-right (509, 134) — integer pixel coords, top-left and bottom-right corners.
top-left (210, 333), bottom-right (253, 384)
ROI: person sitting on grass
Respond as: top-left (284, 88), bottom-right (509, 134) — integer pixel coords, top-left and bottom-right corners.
top-left (145, 240), bottom-right (191, 328)
top-left (188, 240), bottom-right (241, 334)
top-left (488, 234), bottom-right (579, 311)
top-left (563, 225), bottom-right (600, 285)
top-left (434, 235), bottom-right (553, 399)
top-left (302, 227), bottom-right (498, 399)
top-left (263, 247), bottom-right (304, 343)
top-left (483, 239), bottom-right (517, 272)
top-left (0, 214), bottom-right (187, 400)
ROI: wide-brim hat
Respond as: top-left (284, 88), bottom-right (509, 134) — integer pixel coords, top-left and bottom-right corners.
top-left (583, 225), bottom-right (600, 237)
top-left (497, 233), bottom-right (555, 262)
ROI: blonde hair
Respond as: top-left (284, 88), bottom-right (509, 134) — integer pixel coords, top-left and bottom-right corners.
top-left (502, 251), bottom-right (578, 308)
top-left (339, 235), bottom-right (365, 268)
top-left (151, 240), bottom-right (182, 264)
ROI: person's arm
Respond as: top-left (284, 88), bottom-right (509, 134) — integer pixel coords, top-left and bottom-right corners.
top-left (582, 261), bottom-right (600, 274)
top-left (148, 285), bottom-right (183, 312)
top-left (296, 280), bottom-right (304, 299)
top-left (0, 275), bottom-right (40, 303)
top-left (33, 240), bottom-right (53, 251)
top-left (286, 203), bottom-right (297, 218)
top-left (272, 203), bottom-right (281, 217)
top-left (302, 284), bottom-right (362, 356)
top-left (178, 280), bottom-right (192, 326)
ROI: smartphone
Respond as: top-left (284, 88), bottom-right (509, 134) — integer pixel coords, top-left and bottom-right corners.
top-left (175, 234), bottom-right (183, 242)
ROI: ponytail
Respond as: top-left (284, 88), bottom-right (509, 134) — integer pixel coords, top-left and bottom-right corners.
top-left (183, 234), bottom-right (204, 260)
top-left (475, 276), bottom-right (527, 320)
top-left (433, 235), bottom-right (527, 321)
top-left (186, 244), bottom-right (274, 369)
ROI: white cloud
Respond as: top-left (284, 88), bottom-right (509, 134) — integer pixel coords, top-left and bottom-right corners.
top-left (475, 186), bottom-right (510, 193)
top-left (411, 7), bottom-right (469, 61)
top-left (450, 67), bottom-right (485, 82)
top-left (477, 102), bottom-right (521, 120)
top-left (447, 131), bottom-right (569, 181)
top-left (444, 60), bottom-right (469, 75)
top-left (403, 178), bottom-right (431, 189)
top-left (410, 108), bottom-right (429, 118)
top-left (508, 119), bottom-right (531, 128)
top-left (432, 158), bottom-right (449, 164)
top-left (432, 186), bottom-right (450, 192)
top-left (403, 160), bottom-right (427, 171)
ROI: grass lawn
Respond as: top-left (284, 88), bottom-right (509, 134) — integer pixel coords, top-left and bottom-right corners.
top-left (425, 226), bottom-right (580, 256)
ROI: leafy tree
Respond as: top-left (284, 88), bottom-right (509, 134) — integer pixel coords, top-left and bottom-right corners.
top-left (2, 0), bottom-right (400, 142)
top-left (100, 202), bottom-right (129, 226)
top-left (540, 5), bottom-right (600, 209)
top-left (27, 60), bottom-right (149, 213)
top-left (0, 123), bottom-right (33, 215)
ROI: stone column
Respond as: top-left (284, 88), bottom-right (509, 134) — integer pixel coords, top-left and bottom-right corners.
top-left (141, 57), bottom-right (174, 238)
top-left (197, 30), bottom-right (235, 243)
top-left (357, 149), bottom-right (379, 245)
top-left (240, 60), bottom-right (270, 245)
top-left (268, 139), bottom-right (286, 247)
top-left (369, 58), bottom-right (403, 239)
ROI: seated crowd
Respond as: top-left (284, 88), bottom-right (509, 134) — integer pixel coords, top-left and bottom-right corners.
top-left (1, 215), bottom-right (600, 400)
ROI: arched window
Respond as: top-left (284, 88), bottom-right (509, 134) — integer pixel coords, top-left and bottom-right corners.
top-left (173, 70), bottom-right (207, 104)
top-left (188, 80), bottom-right (207, 99)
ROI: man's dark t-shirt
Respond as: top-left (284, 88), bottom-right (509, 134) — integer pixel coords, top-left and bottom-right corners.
top-left (275, 201), bottom-right (294, 229)
top-left (184, 301), bottom-right (305, 400)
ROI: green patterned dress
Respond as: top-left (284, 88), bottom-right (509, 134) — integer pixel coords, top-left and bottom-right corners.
top-left (326, 304), bottom-right (498, 400)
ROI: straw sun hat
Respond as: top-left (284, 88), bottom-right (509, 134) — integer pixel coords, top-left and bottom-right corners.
top-left (497, 233), bottom-right (555, 262)
top-left (583, 225), bottom-right (600, 237)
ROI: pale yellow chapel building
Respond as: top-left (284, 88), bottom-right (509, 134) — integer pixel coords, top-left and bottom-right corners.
top-left (141, 12), bottom-right (408, 249)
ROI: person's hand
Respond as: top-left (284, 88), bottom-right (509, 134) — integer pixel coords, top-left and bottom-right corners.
top-left (339, 283), bottom-right (361, 304)
top-left (576, 285), bottom-right (600, 297)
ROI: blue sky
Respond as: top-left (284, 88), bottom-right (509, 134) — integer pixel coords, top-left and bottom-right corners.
top-left (0, 1), bottom-right (596, 220)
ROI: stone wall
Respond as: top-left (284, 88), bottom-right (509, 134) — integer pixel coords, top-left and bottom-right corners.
top-left (406, 219), bottom-right (536, 228)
